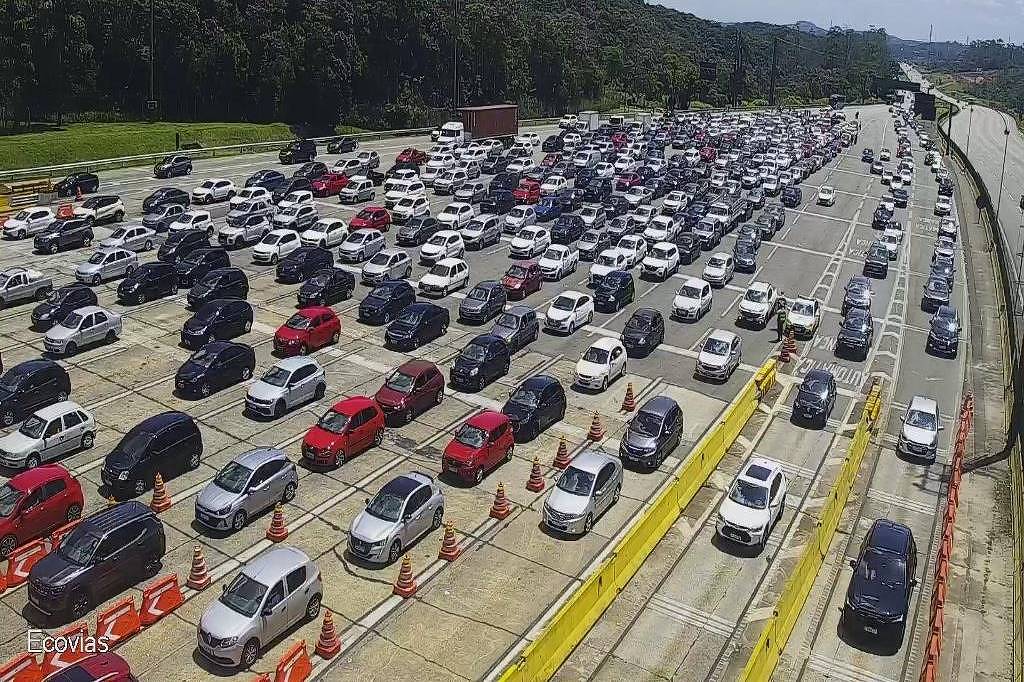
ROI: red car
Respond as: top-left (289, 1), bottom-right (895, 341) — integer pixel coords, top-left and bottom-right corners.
top-left (396, 147), bottom-right (428, 164)
top-left (350, 206), bottom-right (391, 231)
top-left (373, 359), bottom-right (446, 424)
top-left (302, 396), bottom-right (384, 467)
top-left (48, 653), bottom-right (137, 681)
top-left (512, 179), bottom-right (541, 204)
top-left (540, 153), bottom-right (562, 168)
top-left (0, 464), bottom-right (83, 558)
top-left (610, 132), bottom-right (627, 149)
top-left (273, 306), bottom-right (340, 356)
top-left (699, 146), bottom-right (717, 162)
top-left (615, 172), bottom-right (642, 191)
top-left (442, 411), bottom-right (515, 484)
top-left (311, 172), bottom-right (350, 197)
top-left (501, 262), bottom-right (542, 300)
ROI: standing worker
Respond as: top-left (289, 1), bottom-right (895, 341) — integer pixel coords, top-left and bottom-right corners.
top-left (776, 294), bottom-right (788, 342)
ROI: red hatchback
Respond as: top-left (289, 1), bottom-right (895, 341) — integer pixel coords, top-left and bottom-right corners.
top-left (302, 396), bottom-right (385, 467)
top-left (442, 411), bottom-right (515, 484)
top-left (512, 179), bottom-right (541, 204)
top-left (48, 653), bottom-right (137, 682)
top-left (610, 132), bottom-right (627, 149)
top-left (350, 206), bottom-right (391, 231)
top-left (540, 153), bottom-right (562, 168)
top-left (501, 262), bottom-right (543, 300)
top-left (374, 360), bottom-right (446, 424)
top-left (273, 306), bottom-right (340, 356)
top-left (615, 172), bottom-right (642, 191)
top-left (396, 148), bottom-right (428, 164)
top-left (0, 464), bottom-right (83, 558)
top-left (311, 172), bottom-right (350, 197)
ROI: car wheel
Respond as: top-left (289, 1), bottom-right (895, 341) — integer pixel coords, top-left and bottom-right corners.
top-left (136, 290), bottom-right (147, 304)
top-left (314, 383), bottom-right (326, 400)
top-left (299, 344), bottom-right (309, 356)
top-left (199, 383), bottom-right (212, 398)
top-left (600, 377), bottom-right (608, 392)
top-left (105, 330), bottom-right (117, 344)
top-left (241, 639), bottom-right (260, 669)
top-left (65, 341), bottom-right (77, 356)
top-left (70, 590), bottom-right (91, 619)
top-left (49, 243), bottom-right (58, 254)
top-left (388, 540), bottom-right (402, 564)
top-left (282, 481), bottom-right (297, 503)
top-left (133, 478), bottom-right (146, 496)
top-left (231, 510), bottom-right (247, 532)
top-left (1, 410), bottom-right (15, 427)
top-left (611, 484), bottom-right (621, 505)
top-left (331, 330), bottom-right (340, 345)
top-left (0, 535), bottom-right (16, 559)
top-left (243, 319), bottom-right (252, 333)
top-left (435, 388), bottom-right (444, 405)
top-left (473, 466), bottom-right (484, 484)
top-left (583, 514), bottom-right (594, 534)
top-left (91, 274), bottom-right (101, 285)
top-left (305, 593), bottom-right (322, 622)
top-left (504, 443), bottom-right (514, 463)
top-left (432, 507), bottom-right (444, 530)
top-left (83, 235), bottom-right (92, 247)
top-left (373, 429), bottom-right (384, 447)
top-left (188, 451), bottom-right (201, 469)
top-left (26, 453), bottom-right (41, 470)
top-left (81, 431), bottom-right (95, 449)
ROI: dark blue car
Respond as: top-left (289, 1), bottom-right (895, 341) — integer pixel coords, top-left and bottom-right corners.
top-left (534, 196), bottom-right (563, 222)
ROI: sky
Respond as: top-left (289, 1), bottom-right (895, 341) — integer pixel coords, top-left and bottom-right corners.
top-left (654, 0), bottom-right (1024, 42)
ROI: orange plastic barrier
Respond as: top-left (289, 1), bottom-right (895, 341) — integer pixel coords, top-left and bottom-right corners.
top-left (94, 596), bottom-right (141, 648)
top-left (6, 541), bottom-right (50, 587)
top-left (49, 519), bottom-right (82, 551)
top-left (139, 574), bottom-right (183, 626)
top-left (274, 641), bottom-right (312, 682)
top-left (0, 653), bottom-right (41, 682)
top-left (55, 204), bottom-right (74, 219)
top-left (39, 622), bottom-right (90, 678)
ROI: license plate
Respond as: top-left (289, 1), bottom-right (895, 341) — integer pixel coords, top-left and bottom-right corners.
top-left (548, 521), bottom-right (566, 530)
top-left (725, 528), bottom-right (743, 540)
top-left (198, 512), bottom-right (210, 522)
top-left (864, 625), bottom-right (878, 634)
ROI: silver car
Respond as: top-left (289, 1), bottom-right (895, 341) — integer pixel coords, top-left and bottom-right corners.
top-left (44, 305), bottom-right (122, 355)
top-left (99, 224), bottom-right (157, 252)
top-left (337, 228), bottom-right (385, 262)
top-left (197, 546), bottom-right (322, 668)
top-left (0, 401), bottom-right (95, 469)
top-left (347, 471), bottom-right (445, 565)
top-left (361, 248), bottom-right (412, 285)
top-left (245, 356), bottom-right (327, 418)
top-left (75, 248), bottom-right (138, 285)
top-left (195, 448), bottom-right (298, 532)
top-left (542, 450), bottom-right (622, 535)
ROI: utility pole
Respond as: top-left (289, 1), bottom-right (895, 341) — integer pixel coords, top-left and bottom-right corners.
top-left (149, 0), bottom-right (155, 104)
top-left (769, 37), bottom-right (779, 107)
top-left (452, 0), bottom-right (459, 109)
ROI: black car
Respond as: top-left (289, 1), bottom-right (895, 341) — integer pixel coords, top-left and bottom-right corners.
top-left (117, 261), bottom-right (179, 304)
top-left (891, 188), bottom-right (909, 208)
top-left (31, 284), bottom-right (97, 330)
top-left (245, 169), bottom-right (286, 188)
top-left (674, 233), bottom-right (701, 264)
top-left (0, 359), bottom-right (71, 427)
top-left (621, 308), bottom-right (665, 357)
top-left (292, 161), bottom-right (329, 181)
top-left (101, 411), bottom-right (203, 498)
top-left (780, 186), bottom-right (803, 208)
top-left (175, 341), bottom-right (256, 398)
top-left (157, 229), bottom-right (210, 263)
top-left (396, 216), bottom-right (442, 246)
top-left (836, 309), bottom-right (874, 360)
top-left (872, 206), bottom-right (893, 229)
top-left (922, 276), bottom-right (952, 311)
top-left (938, 179), bottom-right (954, 197)
top-left (28, 502), bottom-right (165, 621)
top-left (176, 247), bottom-right (230, 287)
top-left (153, 155), bottom-right (192, 179)
top-left (575, 168), bottom-right (597, 190)
top-left (542, 135), bottom-right (564, 152)
top-left (272, 177), bottom-right (313, 203)
top-left (449, 334), bottom-right (510, 390)
top-left (277, 246), bottom-right (333, 284)
top-left (842, 275), bottom-right (873, 317)
top-left (733, 241), bottom-right (758, 273)
top-left (279, 139), bottom-right (317, 164)
top-left (488, 172), bottom-right (520, 194)
top-left (558, 188), bottom-right (585, 212)
top-left (551, 215), bottom-right (585, 245)
top-left (385, 302), bottom-right (450, 350)
top-left (482, 156), bottom-right (512, 176)
top-left (618, 395), bottom-right (683, 469)
top-left (861, 148), bottom-right (874, 162)
top-left (864, 243), bottom-right (889, 278)
top-left (583, 179), bottom-right (613, 203)
top-left (843, 519), bottom-right (917, 645)
top-left (180, 299), bottom-right (253, 349)
top-left (489, 306), bottom-right (540, 353)
top-left (792, 369), bottom-right (836, 426)
top-left (927, 305), bottom-right (961, 356)
top-left (481, 189), bottom-right (515, 216)
top-left (929, 259), bottom-right (954, 286)
top-left (594, 270), bottom-right (635, 312)
top-left (327, 137), bottom-right (358, 154)
top-left (354, 279), bottom-right (414, 325)
top-left (501, 375), bottom-right (566, 441)
top-left (54, 173), bottom-right (99, 198)
top-left (298, 268), bottom-right (354, 307)
top-left (602, 194), bottom-right (631, 219)
top-left (186, 267), bottom-right (249, 309)
top-left (142, 187), bottom-right (190, 213)
top-left (33, 219), bottom-right (94, 254)
top-left (459, 281), bottom-right (507, 324)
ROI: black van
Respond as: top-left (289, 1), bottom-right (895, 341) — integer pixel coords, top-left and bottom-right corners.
top-left (31, 284), bottom-right (98, 330)
top-left (157, 229), bottom-right (210, 263)
top-left (175, 341), bottom-right (256, 398)
top-left (297, 268), bottom-right (354, 307)
top-left (176, 247), bottom-right (231, 287)
top-left (276, 246), bottom-right (333, 284)
top-left (186, 267), bottom-right (249, 309)
top-left (0, 360), bottom-right (71, 427)
top-left (449, 334), bottom-right (511, 391)
top-left (180, 299), bottom-right (254, 349)
top-left (28, 501), bottom-right (165, 621)
top-left (117, 261), bottom-right (179, 304)
top-left (101, 412), bottom-right (203, 498)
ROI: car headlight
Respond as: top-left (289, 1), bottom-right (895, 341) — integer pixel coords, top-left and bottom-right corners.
top-left (221, 636), bottom-right (239, 648)
top-left (469, 367), bottom-right (479, 377)
top-left (118, 471), bottom-right (128, 480)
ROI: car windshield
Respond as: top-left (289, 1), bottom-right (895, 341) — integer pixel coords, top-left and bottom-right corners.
top-left (704, 337), bottom-right (730, 355)
top-left (262, 234), bottom-right (282, 245)
top-left (651, 246), bottom-right (673, 260)
top-left (745, 288), bottom-right (768, 303)
top-left (0, 483), bottom-right (23, 517)
top-left (19, 415), bottom-right (46, 439)
top-left (626, 315), bottom-right (652, 331)
top-left (455, 424), bottom-right (488, 448)
top-left (632, 411), bottom-right (663, 437)
top-left (219, 573), bottom-right (268, 617)
top-left (509, 208), bottom-right (527, 218)
top-left (906, 409), bottom-right (937, 430)
top-left (87, 252), bottom-right (106, 265)
top-left (556, 466), bottom-right (596, 496)
top-left (61, 312), bottom-right (84, 329)
top-left (57, 529), bottom-right (101, 565)
top-left (430, 264), bottom-right (453, 277)
top-left (261, 367), bottom-right (291, 387)
top-left (460, 343), bottom-right (487, 362)
top-left (858, 549), bottom-right (907, 588)
top-left (200, 181), bottom-right (215, 189)
top-left (581, 231), bottom-right (600, 243)
top-left (506, 266), bottom-right (529, 279)
top-left (494, 313), bottom-right (519, 329)
top-left (542, 248), bottom-right (563, 261)
top-left (708, 256), bottom-right (727, 268)
top-left (679, 284), bottom-right (702, 299)
top-left (729, 479), bottom-right (769, 509)
top-left (308, 272), bottom-right (332, 287)
top-left (368, 252), bottom-right (391, 266)
top-left (286, 314), bottom-right (312, 330)
top-left (397, 198), bottom-right (415, 208)
top-left (791, 301), bottom-right (815, 316)
top-left (110, 228), bottom-right (127, 239)
top-left (214, 461), bottom-right (253, 494)
top-left (318, 409), bottom-right (350, 434)
top-left (510, 388), bottom-right (540, 408)
top-left (552, 296), bottom-right (576, 311)
top-left (582, 345), bottom-right (611, 363)
top-left (843, 315), bottom-right (867, 331)
top-left (188, 347), bottom-right (217, 368)
top-left (366, 488), bottom-right (405, 522)
top-left (385, 371), bottom-right (416, 393)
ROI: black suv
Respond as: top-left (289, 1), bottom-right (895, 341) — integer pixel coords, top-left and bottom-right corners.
top-left (621, 308), bottom-right (665, 357)
top-left (583, 179), bottom-right (613, 203)
top-left (28, 501), bottom-right (165, 621)
top-left (842, 276), bottom-right (873, 317)
top-left (835, 308), bottom-right (874, 360)
top-left (245, 169), bottom-right (285, 188)
top-left (142, 187), bottom-right (190, 213)
top-left (279, 140), bottom-right (317, 164)
top-left (292, 161), bottom-right (328, 181)
top-left (152, 155), bottom-right (192, 179)
top-left (298, 268), bottom-right (354, 307)
top-left (449, 334), bottom-right (511, 391)
top-left (176, 247), bottom-right (230, 287)
top-left (385, 302), bottom-right (450, 350)
top-left (0, 359), bottom-right (71, 427)
top-left (181, 299), bottom-right (253, 349)
top-left (551, 215), bottom-right (585, 244)
top-left (927, 305), bottom-right (961, 357)
top-left (157, 229), bottom-right (210, 263)
top-left (501, 375), bottom-right (566, 441)
top-left (186, 267), bottom-right (249, 309)
top-left (31, 284), bottom-right (97, 330)
top-left (358, 280), bottom-right (416, 325)
top-left (117, 261), bottom-right (179, 304)
top-left (780, 186), bottom-right (803, 208)
top-left (175, 341), bottom-right (256, 398)
top-left (272, 177), bottom-right (312, 204)
top-left (618, 395), bottom-right (683, 469)
top-left (863, 242), bottom-right (889, 279)
top-left (101, 412), bottom-right (203, 498)
top-left (397, 216), bottom-right (442, 246)
top-left (843, 518), bottom-right (917, 646)
top-left (54, 173), bottom-right (99, 198)
top-left (34, 219), bottom-right (94, 254)
top-left (277, 246), bottom-right (333, 284)
top-left (594, 270), bottom-right (635, 312)
top-left (481, 189), bottom-right (515, 216)
top-left (674, 233), bottom-right (701, 264)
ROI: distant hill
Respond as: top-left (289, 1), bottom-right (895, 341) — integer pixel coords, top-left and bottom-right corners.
top-left (792, 21), bottom-right (829, 37)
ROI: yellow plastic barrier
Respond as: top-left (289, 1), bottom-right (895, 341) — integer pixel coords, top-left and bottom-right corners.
top-left (497, 359), bottom-right (778, 682)
top-left (739, 380), bottom-right (883, 682)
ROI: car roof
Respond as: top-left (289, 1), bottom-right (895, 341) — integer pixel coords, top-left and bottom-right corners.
top-left (295, 305), bottom-right (333, 318)
top-left (378, 472), bottom-right (432, 500)
top-left (867, 518), bottom-right (912, 555)
top-left (591, 337), bottom-right (624, 352)
top-left (740, 457), bottom-right (781, 485)
top-left (748, 281), bottom-right (772, 293)
top-left (568, 449), bottom-right (617, 474)
top-left (330, 395), bottom-right (377, 415)
top-left (504, 305), bottom-right (534, 318)
top-left (908, 395), bottom-right (938, 414)
top-left (242, 546), bottom-right (311, 583)
top-left (5, 358), bottom-right (61, 378)
top-left (395, 359), bottom-right (437, 376)
top-left (708, 328), bottom-right (738, 343)
top-left (803, 368), bottom-right (833, 383)
top-left (556, 290), bottom-right (587, 301)
top-left (274, 356), bottom-right (322, 372)
top-left (33, 400), bottom-right (86, 421)
top-left (630, 307), bottom-right (660, 322)
top-left (70, 305), bottom-right (108, 317)
top-left (80, 501), bottom-right (155, 536)
top-left (435, 257), bottom-right (465, 267)
top-left (519, 374), bottom-right (559, 391)
top-left (233, 447), bottom-right (288, 469)
top-left (638, 395), bottom-right (679, 417)
top-left (10, 463), bottom-right (71, 490)
top-left (466, 410), bottom-right (509, 429)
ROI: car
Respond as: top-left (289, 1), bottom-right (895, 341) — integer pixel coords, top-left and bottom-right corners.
top-left (249, 229), bottom-right (299, 266)
top-left (620, 308), bottom-right (664, 357)
top-left (592, 269), bottom-right (634, 313)
top-left (618, 395), bottom-right (683, 469)
top-left (615, 234), bottom-right (648, 267)
top-left (328, 136), bottom-right (359, 154)
top-left (934, 195), bottom-right (952, 216)
top-left (737, 281), bottom-right (779, 328)
top-left (537, 244), bottom-right (579, 280)
top-left (792, 369), bottom-right (837, 426)
top-left (244, 169), bottom-right (285, 189)
top-left (192, 178), bottom-right (235, 204)
top-left (338, 176), bottom-right (376, 203)
top-left (502, 375), bottom-right (566, 441)
top-left (33, 218), bottom-right (94, 254)
top-left (786, 296), bottom-right (822, 337)
top-left (534, 196), bottom-right (563, 223)
top-left (836, 308), bottom-right (874, 360)
top-left (99, 224), bottom-right (156, 253)
top-left (672, 276), bottom-right (713, 321)
top-left (420, 230), bottom-right (466, 264)
top-left (360, 248), bottom-right (412, 286)
top-left (544, 291), bottom-right (594, 335)
top-left (54, 172), bottom-right (100, 198)
top-left (817, 185), bottom-right (837, 206)
top-left (358, 280), bottom-right (417, 325)
top-left (273, 307), bottom-right (340, 356)
top-left (842, 519), bottom-right (918, 645)
top-left (391, 196), bottom-right (431, 224)
top-left (455, 179), bottom-right (488, 204)
top-left (100, 411), bottom-right (202, 498)
top-left (373, 360), bottom-right (446, 425)
top-left (0, 465), bottom-right (79, 560)
top-left (578, 229), bottom-right (610, 261)
top-left (195, 448), bottom-right (298, 534)
top-left (702, 252), bottom-right (735, 287)
top-left (394, 215), bottom-right (440, 247)
top-left (418, 257), bottom-right (469, 297)
top-left (461, 214), bottom-right (502, 249)
top-left (72, 195), bottom-right (125, 224)
top-left (3, 206), bottom-right (57, 239)
top-left (245, 356), bottom-right (327, 419)
top-left (31, 284), bottom-right (97, 330)
top-left (842, 275), bottom-right (874, 317)
top-left (695, 329), bottom-right (742, 381)
top-left (863, 241), bottom-right (889, 278)
top-left (510, 226), bottom-right (551, 258)
top-left (892, 188), bottom-right (909, 208)
top-left (176, 247), bottom-right (230, 287)
top-left (0, 267), bottom-right (52, 309)
top-left (43, 305), bottom-right (122, 356)
top-left (433, 168), bottom-right (469, 194)
top-left (897, 395), bottom-right (942, 463)
top-left (442, 410), bottom-right (515, 483)
top-left (157, 229), bottom-right (209, 264)
top-left (180, 299), bottom-right (254, 349)
top-left (927, 305), bottom-right (960, 357)
top-left (272, 204), bottom-right (318, 232)
top-left (501, 261), bottom-right (543, 301)
top-left (716, 458), bottom-right (788, 550)
top-left (349, 206), bottom-right (392, 233)
top-left (117, 261), bottom-right (178, 305)
top-left (301, 396), bottom-right (385, 468)
top-left (142, 203), bottom-right (187, 233)
top-left (589, 248), bottom-right (628, 287)
top-left (175, 341), bottom-right (256, 398)
top-left (300, 218), bottom-right (349, 249)
top-left (458, 281), bottom-right (506, 324)
top-left (542, 450), bottom-right (624, 536)
top-left (504, 205), bottom-right (537, 233)
top-left (490, 306), bottom-right (540, 353)
top-left (384, 302), bottom-right (450, 350)
top-left (198, 546), bottom-right (321, 669)
top-left (28, 501), bottom-right (165, 620)
top-left (348, 472), bottom-right (444, 566)
top-left (449, 335), bottom-right (511, 390)
top-left (551, 214), bottom-right (585, 245)
top-left (574, 338), bottom-right (627, 392)
top-left (674, 232), bottom-right (702, 264)
top-left (338, 228), bottom-right (386, 263)
top-left (151, 153), bottom-right (192, 179)
top-left (481, 189), bottom-right (515, 216)
top-left (0, 402), bottom-right (94, 471)
top-left (279, 139), bottom-right (317, 164)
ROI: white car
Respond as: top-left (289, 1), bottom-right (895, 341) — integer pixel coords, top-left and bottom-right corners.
top-left (786, 297), bottom-right (822, 337)
top-left (890, 175), bottom-right (905, 191)
top-left (544, 291), bottom-right (594, 335)
top-left (643, 215), bottom-right (679, 244)
top-left (881, 230), bottom-right (901, 260)
top-left (623, 186), bottom-right (652, 207)
top-left (540, 175), bottom-right (568, 196)
top-left (3, 206), bottom-right (56, 238)
top-left (506, 157), bottom-right (536, 174)
top-left (192, 178), bottom-right (235, 204)
top-left (516, 132), bottom-right (541, 147)
top-left (537, 244), bottom-right (578, 280)
top-left (579, 206), bottom-right (606, 229)
top-left (880, 196), bottom-right (896, 213)
top-left (333, 157), bottom-right (366, 176)
top-left (510, 226), bottom-right (551, 258)
top-left (614, 157), bottom-right (637, 174)
top-left (437, 202), bottom-right (476, 230)
top-left (383, 179), bottom-right (426, 208)
top-left (737, 281), bottom-right (779, 327)
top-left (716, 458), bottom-right (788, 548)
top-left (418, 257), bottom-right (469, 297)
top-left (817, 185), bottom-right (836, 206)
top-left (433, 168), bottom-right (469, 194)
top-left (230, 187), bottom-right (270, 208)
top-left (616, 235), bottom-right (648, 267)
top-left (558, 114), bottom-right (578, 129)
top-left (277, 190), bottom-right (313, 210)
top-left (168, 210), bottom-right (213, 235)
top-left (574, 338), bottom-right (627, 391)
top-left (672, 276), bottom-right (713, 321)
top-left (897, 395), bottom-right (941, 461)
top-left (594, 162), bottom-right (615, 179)
top-left (301, 218), bottom-right (349, 248)
top-left (662, 191), bottom-right (688, 214)
top-left (392, 195), bottom-right (431, 223)
top-left (881, 170), bottom-right (894, 185)
top-left (338, 228), bottom-right (385, 262)
top-left (589, 249), bottom-right (628, 285)
top-left (702, 252), bottom-right (735, 286)
top-left (640, 242), bottom-right (680, 281)
top-left (695, 329), bottom-right (742, 381)
top-left (426, 153), bottom-right (456, 173)
top-left (252, 229), bottom-right (301, 264)
top-left (504, 205), bottom-right (537, 233)
top-left (934, 195), bottom-right (952, 216)
top-left (73, 196), bottom-right (125, 224)
top-left (629, 205), bottom-right (659, 229)
top-left (419, 230), bottom-right (466, 264)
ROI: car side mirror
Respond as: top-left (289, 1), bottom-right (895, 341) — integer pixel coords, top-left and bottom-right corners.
top-left (910, 578), bottom-right (918, 587)
top-left (261, 605), bottom-right (273, 617)
top-left (849, 558), bottom-right (857, 569)
top-left (222, 584), bottom-right (228, 593)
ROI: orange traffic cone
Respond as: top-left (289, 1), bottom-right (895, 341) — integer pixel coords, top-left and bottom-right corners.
top-left (266, 503), bottom-right (289, 542)
top-left (393, 555), bottom-right (417, 598)
top-left (779, 330), bottom-right (796, 363)
top-left (0, 570), bottom-right (7, 596)
top-left (489, 482), bottom-right (512, 520)
top-left (186, 545), bottom-right (211, 590)
top-left (438, 522), bottom-right (463, 561)
top-left (553, 436), bottom-right (571, 469)
top-left (107, 494), bottom-right (117, 506)
top-left (621, 382), bottom-right (636, 412)
top-left (315, 609), bottom-right (342, 659)
top-left (150, 472), bottom-right (171, 513)
top-left (526, 456), bottom-right (545, 492)
top-left (587, 411), bottom-right (606, 441)
top-left (250, 675), bottom-right (271, 682)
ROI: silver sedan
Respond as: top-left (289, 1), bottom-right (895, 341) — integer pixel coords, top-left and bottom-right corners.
top-left (99, 224), bottom-right (157, 252)
top-left (347, 471), bottom-right (445, 565)
top-left (542, 450), bottom-right (622, 535)
top-left (43, 305), bottom-right (122, 356)
top-left (195, 448), bottom-right (298, 532)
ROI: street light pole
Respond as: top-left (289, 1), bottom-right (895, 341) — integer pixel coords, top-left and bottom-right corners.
top-left (452, 0), bottom-right (459, 109)
top-left (149, 0), bottom-right (155, 103)
top-left (965, 105), bottom-right (974, 158)
top-left (996, 110), bottom-right (1011, 230)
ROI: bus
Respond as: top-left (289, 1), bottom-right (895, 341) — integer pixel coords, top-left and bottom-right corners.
top-left (829, 94), bottom-right (847, 110)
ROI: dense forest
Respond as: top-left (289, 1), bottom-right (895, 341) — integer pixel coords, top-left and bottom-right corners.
top-left (0, 0), bottom-right (894, 131)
